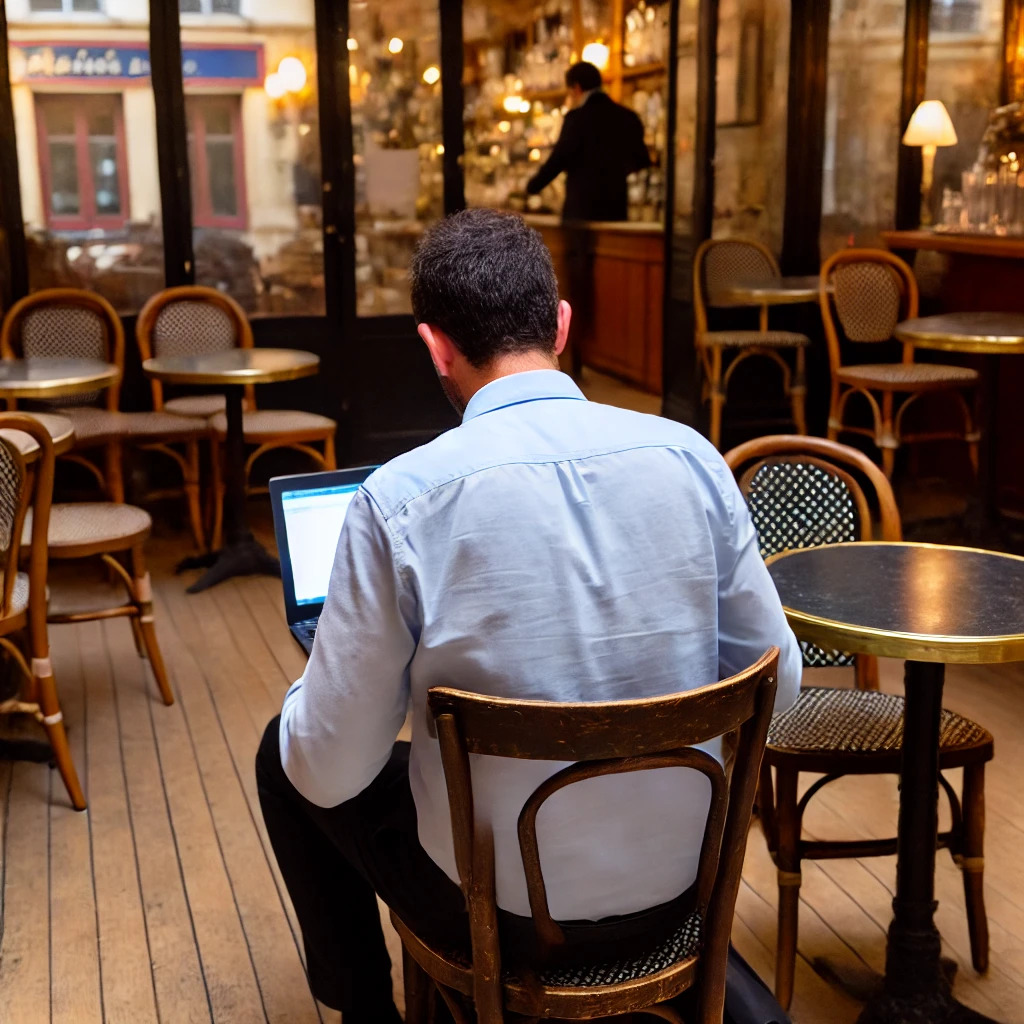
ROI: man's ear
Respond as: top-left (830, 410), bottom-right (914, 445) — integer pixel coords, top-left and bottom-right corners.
top-left (554, 300), bottom-right (572, 357)
top-left (417, 323), bottom-right (459, 376)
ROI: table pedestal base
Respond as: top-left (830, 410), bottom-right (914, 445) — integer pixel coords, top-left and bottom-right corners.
top-left (857, 984), bottom-right (996, 1023)
top-left (185, 534), bottom-right (280, 594)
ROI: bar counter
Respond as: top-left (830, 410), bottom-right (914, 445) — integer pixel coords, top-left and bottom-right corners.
top-left (883, 229), bottom-right (1024, 519)
top-left (525, 215), bottom-right (664, 394)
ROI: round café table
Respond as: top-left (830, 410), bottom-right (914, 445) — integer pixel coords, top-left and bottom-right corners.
top-left (713, 276), bottom-right (831, 331)
top-left (143, 348), bottom-right (320, 593)
top-left (0, 357), bottom-right (120, 402)
top-left (769, 542), bottom-right (1024, 1024)
top-left (895, 313), bottom-right (1024, 546)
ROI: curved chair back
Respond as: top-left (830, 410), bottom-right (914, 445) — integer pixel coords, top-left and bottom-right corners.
top-left (724, 434), bottom-right (900, 682)
top-left (423, 648), bottom-right (779, 1023)
top-left (136, 285), bottom-right (254, 410)
top-left (0, 288), bottom-right (124, 409)
top-left (819, 249), bottom-right (919, 376)
top-left (693, 238), bottom-right (780, 340)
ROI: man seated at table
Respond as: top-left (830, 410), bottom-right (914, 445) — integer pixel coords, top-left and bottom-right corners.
top-left (255, 208), bottom-right (802, 1023)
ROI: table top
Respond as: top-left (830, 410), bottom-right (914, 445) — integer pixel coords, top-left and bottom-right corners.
top-left (768, 542), bottom-right (1024, 664)
top-left (0, 358), bottom-right (120, 399)
top-left (895, 312), bottom-right (1024, 355)
top-left (0, 413), bottom-right (75, 460)
top-left (714, 276), bottom-right (826, 306)
top-left (143, 348), bottom-right (319, 386)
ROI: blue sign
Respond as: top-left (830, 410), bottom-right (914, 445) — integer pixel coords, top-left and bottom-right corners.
top-left (12, 44), bottom-right (264, 85)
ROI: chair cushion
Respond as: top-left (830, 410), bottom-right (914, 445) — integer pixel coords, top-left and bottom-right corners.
top-left (164, 394), bottom-right (227, 418)
top-left (838, 363), bottom-right (978, 389)
top-left (768, 687), bottom-right (991, 755)
top-left (540, 911), bottom-right (703, 987)
top-left (25, 503), bottom-right (152, 551)
top-left (210, 408), bottom-right (336, 439)
top-left (61, 407), bottom-right (209, 444)
top-left (700, 330), bottom-right (809, 349)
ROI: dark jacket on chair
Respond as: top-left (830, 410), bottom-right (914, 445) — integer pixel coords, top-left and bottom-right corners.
top-left (526, 90), bottom-right (651, 222)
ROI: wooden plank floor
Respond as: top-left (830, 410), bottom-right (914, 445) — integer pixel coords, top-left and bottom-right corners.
top-left (2, 532), bottom-right (1024, 1023)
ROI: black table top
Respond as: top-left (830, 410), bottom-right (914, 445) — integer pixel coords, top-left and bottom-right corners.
top-left (768, 542), bottom-right (1024, 664)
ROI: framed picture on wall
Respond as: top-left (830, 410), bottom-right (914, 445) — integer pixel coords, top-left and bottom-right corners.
top-left (717, 10), bottom-right (763, 127)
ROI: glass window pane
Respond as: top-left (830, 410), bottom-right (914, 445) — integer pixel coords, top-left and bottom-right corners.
top-left (73, 0), bottom-right (100, 10)
top-left (48, 142), bottom-right (80, 215)
top-left (29, 0), bottom-right (64, 11)
top-left (821, 0), bottom-right (907, 255)
top-left (180, 0), bottom-right (203, 12)
top-left (206, 141), bottom-right (238, 216)
top-left (212, 0), bottom-right (240, 12)
top-left (351, 0), bottom-right (443, 316)
top-left (182, 19), bottom-right (320, 315)
top-left (11, 27), bottom-right (164, 313)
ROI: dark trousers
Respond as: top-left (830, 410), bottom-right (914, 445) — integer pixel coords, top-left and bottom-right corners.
top-left (256, 719), bottom-right (705, 1018)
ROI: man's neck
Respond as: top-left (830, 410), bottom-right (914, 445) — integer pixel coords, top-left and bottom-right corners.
top-left (460, 352), bottom-right (561, 404)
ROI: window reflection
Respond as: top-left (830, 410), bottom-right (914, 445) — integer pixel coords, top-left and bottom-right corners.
top-left (350, 1), bottom-right (443, 317)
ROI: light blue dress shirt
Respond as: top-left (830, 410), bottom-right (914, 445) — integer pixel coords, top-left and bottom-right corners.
top-left (280, 369), bottom-right (801, 921)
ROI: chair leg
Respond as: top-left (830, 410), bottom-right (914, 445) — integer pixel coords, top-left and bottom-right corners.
top-left (105, 439), bottom-right (125, 502)
top-left (827, 381), bottom-right (842, 441)
top-left (210, 438), bottom-right (224, 552)
top-left (402, 948), bottom-right (432, 1024)
top-left (323, 432), bottom-right (337, 471)
top-left (774, 767), bottom-right (801, 1011)
top-left (854, 654), bottom-right (880, 691)
top-left (131, 545), bottom-right (173, 706)
top-left (709, 348), bottom-right (725, 450)
top-left (184, 439), bottom-right (206, 552)
top-left (129, 616), bottom-right (146, 657)
top-left (960, 762), bottom-right (989, 973)
top-left (32, 654), bottom-right (86, 810)
top-left (790, 348), bottom-right (807, 436)
top-left (880, 393), bottom-right (896, 480)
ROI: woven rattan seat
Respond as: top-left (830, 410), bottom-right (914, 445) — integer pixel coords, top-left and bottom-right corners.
top-left (837, 362), bottom-right (979, 390)
top-left (164, 394), bottom-right (227, 418)
top-left (6, 572), bottom-right (29, 617)
top-left (26, 502), bottom-right (151, 553)
top-left (210, 408), bottom-right (337, 439)
top-left (769, 687), bottom-right (991, 755)
top-left (701, 330), bottom-right (809, 349)
top-left (60, 406), bottom-right (210, 444)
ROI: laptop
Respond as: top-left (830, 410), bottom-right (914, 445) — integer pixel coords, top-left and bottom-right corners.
top-left (269, 466), bottom-right (378, 655)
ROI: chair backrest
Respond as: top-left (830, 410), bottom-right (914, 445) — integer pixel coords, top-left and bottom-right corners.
top-left (428, 648), bottom-right (780, 1023)
top-left (693, 238), bottom-right (781, 338)
top-left (136, 285), bottom-right (254, 410)
top-left (723, 434), bottom-right (901, 671)
top-left (819, 249), bottom-right (919, 374)
top-left (0, 415), bottom-right (54, 625)
top-left (0, 288), bottom-right (124, 410)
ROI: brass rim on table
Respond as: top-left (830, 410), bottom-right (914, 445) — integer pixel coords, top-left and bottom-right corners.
top-left (0, 360), bottom-right (121, 400)
top-left (768, 542), bottom-right (1024, 664)
top-left (895, 314), bottom-right (1024, 355)
top-left (717, 278), bottom-right (822, 305)
top-left (143, 349), bottom-right (320, 386)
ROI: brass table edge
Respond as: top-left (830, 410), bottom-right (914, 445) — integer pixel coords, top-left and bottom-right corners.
top-left (0, 370), bottom-right (121, 398)
top-left (766, 540), bottom-right (1024, 566)
top-left (142, 356), bottom-right (319, 386)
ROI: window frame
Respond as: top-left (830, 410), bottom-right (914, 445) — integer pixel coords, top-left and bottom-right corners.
top-left (186, 93), bottom-right (248, 230)
top-left (34, 92), bottom-right (130, 231)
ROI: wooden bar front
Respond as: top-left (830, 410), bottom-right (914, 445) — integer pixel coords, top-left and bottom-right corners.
top-left (526, 215), bottom-right (664, 395)
top-left (883, 229), bottom-right (1024, 518)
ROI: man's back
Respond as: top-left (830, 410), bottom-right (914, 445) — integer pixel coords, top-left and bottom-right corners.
top-left (283, 370), bottom-right (800, 922)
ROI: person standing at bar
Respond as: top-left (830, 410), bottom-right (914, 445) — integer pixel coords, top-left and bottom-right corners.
top-left (526, 61), bottom-right (651, 375)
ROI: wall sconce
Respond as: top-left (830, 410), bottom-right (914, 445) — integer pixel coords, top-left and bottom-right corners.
top-left (902, 100), bottom-right (958, 227)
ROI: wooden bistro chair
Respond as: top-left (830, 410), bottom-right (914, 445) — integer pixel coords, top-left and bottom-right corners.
top-left (820, 248), bottom-right (979, 479)
top-left (136, 286), bottom-right (337, 550)
top-left (723, 434), bottom-right (993, 1010)
top-left (693, 239), bottom-right (810, 450)
top-left (0, 415), bottom-right (85, 809)
top-left (0, 288), bottom-right (210, 550)
top-left (393, 649), bottom-right (780, 1024)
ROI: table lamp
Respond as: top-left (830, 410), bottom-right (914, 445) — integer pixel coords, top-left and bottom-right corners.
top-left (902, 100), bottom-right (958, 226)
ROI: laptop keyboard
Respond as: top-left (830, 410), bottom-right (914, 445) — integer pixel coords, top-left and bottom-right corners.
top-left (295, 617), bottom-right (318, 644)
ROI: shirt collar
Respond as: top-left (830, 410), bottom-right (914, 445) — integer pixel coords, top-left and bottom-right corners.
top-left (462, 369), bottom-right (587, 423)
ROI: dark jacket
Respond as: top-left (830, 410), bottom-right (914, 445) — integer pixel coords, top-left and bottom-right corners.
top-left (526, 90), bottom-right (651, 222)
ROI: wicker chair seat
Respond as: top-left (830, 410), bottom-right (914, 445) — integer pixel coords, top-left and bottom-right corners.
top-left (2, 572), bottom-right (30, 618)
top-left (24, 502), bottom-right (151, 554)
top-left (768, 686), bottom-right (992, 757)
top-left (700, 330), bottom-right (809, 350)
top-left (837, 362), bottom-right (979, 391)
top-left (60, 406), bottom-right (211, 445)
top-left (210, 408), bottom-right (336, 440)
top-left (164, 394), bottom-right (227, 418)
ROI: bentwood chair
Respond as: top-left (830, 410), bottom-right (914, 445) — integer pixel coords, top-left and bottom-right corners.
top-left (0, 288), bottom-right (210, 550)
top-left (136, 286), bottom-right (337, 549)
top-left (724, 435), bottom-right (992, 1009)
top-left (0, 414), bottom-right (85, 809)
top-left (693, 239), bottom-right (810, 449)
top-left (393, 649), bottom-right (780, 1024)
top-left (820, 249), bottom-right (979, 479)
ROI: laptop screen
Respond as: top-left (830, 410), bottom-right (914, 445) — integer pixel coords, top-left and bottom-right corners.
top-left (280, 483), bottom-right (361, 607)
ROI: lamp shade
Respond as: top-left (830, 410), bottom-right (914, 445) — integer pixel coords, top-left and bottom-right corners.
top-left (902, 100), bottom-right (958, 147)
